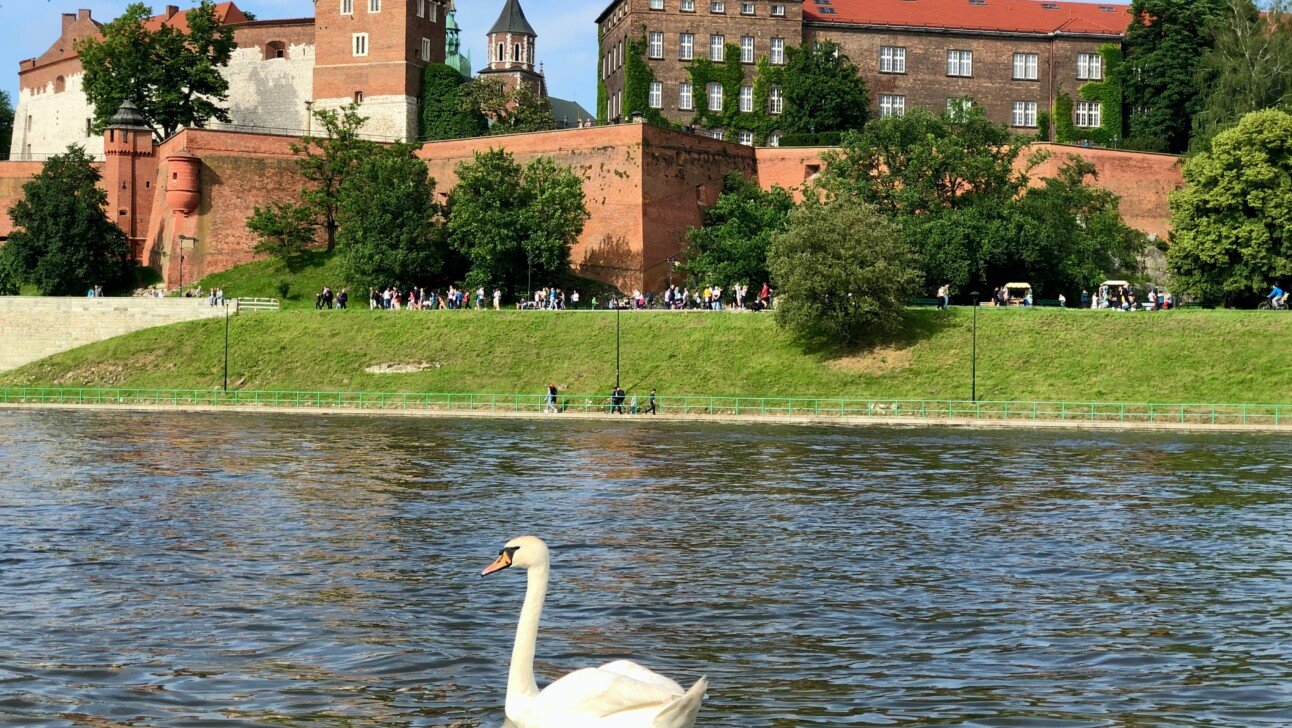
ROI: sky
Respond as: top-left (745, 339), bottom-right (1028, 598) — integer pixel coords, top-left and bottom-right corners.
top-left (0, 0), bottom-right (608, 109)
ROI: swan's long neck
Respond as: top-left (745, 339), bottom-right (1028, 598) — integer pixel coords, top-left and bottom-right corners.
top-left (507, 562), bottom-right (547, 711)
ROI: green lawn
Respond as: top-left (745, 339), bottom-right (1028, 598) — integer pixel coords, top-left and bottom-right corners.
top-left (193, 250), bottom-right (347, 309)
top-left (3, 308), bottom-right (1290, 404)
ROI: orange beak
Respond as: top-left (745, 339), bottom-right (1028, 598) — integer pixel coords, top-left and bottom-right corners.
top-left (481, 549), bottom-right (513, 576)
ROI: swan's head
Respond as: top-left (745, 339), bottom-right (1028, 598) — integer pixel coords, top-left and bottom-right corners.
top-left (481, 535), bottom-right (549, 576)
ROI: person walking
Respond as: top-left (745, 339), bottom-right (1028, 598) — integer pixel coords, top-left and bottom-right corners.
top-left (337, 288), bottom-right (348, 310)
top-left (648, 388), bottom-right (657, 415)
top-left (544, 382), bottom-right (558, 413)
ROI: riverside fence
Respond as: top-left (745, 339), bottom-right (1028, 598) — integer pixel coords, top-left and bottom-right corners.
top-left (1, 387), bottom-right (1289, 427)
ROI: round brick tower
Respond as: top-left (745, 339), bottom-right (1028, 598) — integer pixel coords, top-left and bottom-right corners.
top-left (165, 150), bottom-right (201, 217)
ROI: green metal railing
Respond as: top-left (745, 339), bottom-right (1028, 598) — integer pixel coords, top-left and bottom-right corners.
top-left (0, 387), bottom-right (1287, 427)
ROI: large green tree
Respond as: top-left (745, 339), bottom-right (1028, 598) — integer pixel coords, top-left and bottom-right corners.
top-left (246, 202), bottom-right (317, 270)
top-left (1120, 0), bottom-right (1227, 152)
top-left (1168, 109), bottom-right (1292, 302)
top-left (768, 198), bottom-right (921, 347)
top-left (447, 149), bottom-right (588, 296)
top-left (0, 89), bottom-right (13, 158)
top-left (420, 64), bottom-right (490, 141)
top-left (1191, 0), bottom-right (1292, 150)
top-left (291, 104), bottom-right (376, 252)
top-left (1, 146), bottom-right (131, 295)
top-left (781, 41), bottom-right (870, 135)
top-left (463, 77), bottom-right (556, 134)
top-left (77, 1), bottom-right (237, 140)
top-left (337, 145), bottom-right (448, 290)
top-left (685, 172), bottom-right (795, 289)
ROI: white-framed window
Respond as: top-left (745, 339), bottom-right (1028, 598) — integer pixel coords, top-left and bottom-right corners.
top-left (680, 33), bottom-right (694, 60)
top-left (341, 0), bottom-right (353, 14)
top-left (741, 36), bottom-right (754, 63)
top-left (354, 90), bottom-right (364, 103)
top-left (1012, 101), bottom-right (1038, 127)
top-left (353, 33), bottom-right (369, 57)
top-left (649, 32), bottom-right (664, 58)
top-left (681, 0), bottom-right (695, 10)
top-left (368, 0), bottom-right (380, 12)
top-left (421, 37), bottom-right (432, 61)
top-left (711, 1), bottom-right (725, 12)
top-left (946, 50), bottom-right (973, 77)
top-left (429, 1), bottom-right (436, 21)
top-left (1075, 100), bottom-right (1102, 128)
top-left (739, 85), bottom-right (753, 112)
top-left (770, 131), bottom-right (781, 147)
top-left (738, 130), bottom-right (754, 146)
top-left (880, 46), bottom-right (905, 74)
top-left (1077, 53), bottom-right (1103, 80)
top-left (710, 35), bottom-right (725, 61)
top-left (770, 37), bottom-right (785, 64)
top-left (771, 3), bottom-right (786, 15)
top-left (649, 81), bottom-right (663, 108)
top-left (741, 2), bottom-right (755, 14)
top-left (679, 81), bottom-right (694, 110)
top-left (707, 82), bottom-right (723, 111)
top-left (769, 86), bottom-right (783, 114)
top-left (650, 0), bottom-right (665, 8)
top-left (417, 0), bottom-right (425, 17)
top-left (880, 94), bottom-right (905, 118)
top-left (1013, 53), bottom-right (1039, 80)
top-left (947, 97), bottom-right (973, 120)
top-left (708, 129), bottom-right (724, 140)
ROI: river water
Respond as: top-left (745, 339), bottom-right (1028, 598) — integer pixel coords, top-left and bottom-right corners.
top-left (2, 410), bottom-right (1292, 727)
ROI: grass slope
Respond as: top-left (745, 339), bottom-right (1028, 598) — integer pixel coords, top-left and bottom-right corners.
top-left (3, 309), bottom-right (1291, 403)
top-left (195, 250), bottom-right (346, 310)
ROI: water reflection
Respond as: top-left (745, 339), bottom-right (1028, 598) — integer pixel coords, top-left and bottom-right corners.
top-left (2, 411), bottom-right (1292, 726)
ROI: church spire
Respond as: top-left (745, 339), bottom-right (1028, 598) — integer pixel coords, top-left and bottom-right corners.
top-left (488, 0), bottom-right (536, 37)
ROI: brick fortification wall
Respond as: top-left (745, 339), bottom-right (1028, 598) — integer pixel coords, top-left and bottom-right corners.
top-left (0, 162), bottom-right (51, 238)
top-left (0, 296), bottom-right (227, 372)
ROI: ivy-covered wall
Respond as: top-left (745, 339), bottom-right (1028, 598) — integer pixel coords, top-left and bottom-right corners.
top-left (685, 47), bottom-right (784, 145)
top-left (1055, 44), bottom-right (1124, 147)
top-left (622, 34), bottom-right (671, 127)
top-left (597, 33), bottom-right (608, 124)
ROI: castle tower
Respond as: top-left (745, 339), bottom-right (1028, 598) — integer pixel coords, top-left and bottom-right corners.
top-left (102, 101), bottom-right (158, 264)
top-left (478, 0), bottom-right (546, 97)
top-left (444, 1), bottom-right (472, 78)
top-left (312, 0), bottom-right (446, 141)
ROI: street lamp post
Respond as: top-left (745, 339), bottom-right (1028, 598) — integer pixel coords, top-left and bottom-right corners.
top-left (223, 300), bottom-right (230, 392)
top-left (615, 303), bottom-right (621, 389)
top-left (177, 235), bottom-right (197, 294)
top-left (970, 290), bottom-right (980, 402)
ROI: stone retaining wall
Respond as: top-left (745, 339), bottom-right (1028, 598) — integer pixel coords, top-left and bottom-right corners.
top-left (0, 297), bottom-right (228, 372)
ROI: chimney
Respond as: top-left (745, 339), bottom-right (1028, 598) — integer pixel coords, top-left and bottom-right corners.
top-left (62, 13), bottom-right (76, 33)
top-left (78, 9), bottom-right (92, 21)
top-left (166, 5), bottom-right (180, 18)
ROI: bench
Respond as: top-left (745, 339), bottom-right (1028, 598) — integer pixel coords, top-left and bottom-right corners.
top-left (1036, 299), bottom-right (1065, 308)
top-left (911, 298), bottom-right (941, 307)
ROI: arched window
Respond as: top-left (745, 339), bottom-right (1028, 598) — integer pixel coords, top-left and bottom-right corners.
top-left (513, 43), bottom-right (521, 62)
top-left (54, 76), bottom-right (66, 93)
top-left (265, 41), bottom-right (287, 60)
top-left (497, 43), bottom-right (504, 62)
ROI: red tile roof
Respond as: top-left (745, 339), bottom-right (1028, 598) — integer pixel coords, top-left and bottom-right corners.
top-left (140, 2), bottom-right (249, 33)
top-left (804, 0), bottom-right (1132, 36)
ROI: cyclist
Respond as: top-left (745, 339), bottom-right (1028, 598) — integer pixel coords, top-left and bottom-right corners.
top-left (1271, 283), bottom-right (1287, 309)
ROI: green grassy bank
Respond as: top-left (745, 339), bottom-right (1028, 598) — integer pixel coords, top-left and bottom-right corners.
top-left (2, 308), bottom-right (1290, 404)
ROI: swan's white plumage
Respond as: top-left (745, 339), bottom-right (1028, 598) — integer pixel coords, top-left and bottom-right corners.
top-left (483, 536), bottom-right (707, 728)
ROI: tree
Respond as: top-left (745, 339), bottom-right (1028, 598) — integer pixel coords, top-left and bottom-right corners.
top-left (1192, 0), bottom-right (1292, 150)
top-left (463, 77), bottom-right (556, 134)
top-left (447, 149), bottom-right (588, 296)
top-left (767, 198), bottom-right (921, 347)
top-left (77, 1), bottom-right (237, 140)
top-left (685, 172), bottom-right (795, 288)
top-left (246, 202), bottom-right (316, 270)
top-left (1120, 0), bottom-right (1227, 152)
top-left (0, 89), bottom-right (13, 158)
top-left (1, 146), bottom-right (131, 295)
top-left (337, 145), bottom-right (448, 291)
top-left (1168, 109), bottom-right (1292, 302)
top-left (420, 64), bottom-right (489, 141)
top-left (291, 104), bottom-right (375, 252)
top-left (780, 41), bottom-right (870, 135)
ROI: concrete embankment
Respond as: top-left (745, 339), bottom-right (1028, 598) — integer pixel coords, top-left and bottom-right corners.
top-left (0, 297), bottom-right (227, 372)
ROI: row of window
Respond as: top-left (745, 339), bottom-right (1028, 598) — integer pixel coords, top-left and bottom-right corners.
top-left (338, 0), bottom-right (439, 20)
top-left (879, 46), bottom-right (1104, 81)
top-left (646, 80), bottom-right (784, 113)
top-left (351, 33), bottom-right (436, 62)
top-left (646, 0), bottom-right (788, 16)
top-left (647, 32), bottom-right (785, 63)
top-left (874, 95), bottom-right (1103, 129)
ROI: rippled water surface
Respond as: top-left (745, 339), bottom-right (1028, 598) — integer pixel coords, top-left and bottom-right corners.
top-left (3, 410), bottom-right (1292, 726)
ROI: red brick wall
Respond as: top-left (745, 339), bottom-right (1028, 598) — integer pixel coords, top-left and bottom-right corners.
top-left (0, 162), bottom-right (48, 238)
top-left (753, 146), bottom-right (830, 197)
top-left (1027, 143), bottom-right (1182, 241)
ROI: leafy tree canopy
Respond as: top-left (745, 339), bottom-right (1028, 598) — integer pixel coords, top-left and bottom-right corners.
top-left (768, 197), bottom-right (922, 347)
top-left (1121, 0), bottom-right (1227, 152)
top-left (1, 146), bottom-right (131, 295)
top-left (463, 77), bottom-right (556, 135)
top-left (781, 41), bottom-right (870, 135)
top-left (447, 149), bottom-right (589, 296)
top-left (291, 104), bottom-right (376, 252)
top-left (77, 1), bottom-right (237, 140)
top-left (420, 64), bottom-right (489, 141)
top-left (0, 89), bottom-right (13, 159)
top-left (685, 172), bottom-right (795, 289)
top-left (1191, 0), bottom-right (1292, 151)
top-left (246, 202), bottom-right (317, 271)
top-left (1168, 109), bottom-right (1292, 302)
top-left (337, 145), bottom-right (448, 291)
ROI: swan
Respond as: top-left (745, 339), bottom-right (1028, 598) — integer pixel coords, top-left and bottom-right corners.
top-left (481, 536), bottom-right (708, 728)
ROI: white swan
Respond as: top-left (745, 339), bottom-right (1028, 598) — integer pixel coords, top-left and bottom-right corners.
top-left (481, 536), bottom-right (708, 728)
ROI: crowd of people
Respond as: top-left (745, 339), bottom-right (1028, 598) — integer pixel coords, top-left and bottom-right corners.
top-left (544, 383), bottom-right (659, 415)
top-left (297, 282), bottom-right (780, 313)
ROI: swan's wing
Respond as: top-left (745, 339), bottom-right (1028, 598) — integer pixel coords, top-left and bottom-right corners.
top-left (530, 666), bottom-right (683, 719)
top-left (597, 659), bottom-right (685, 694)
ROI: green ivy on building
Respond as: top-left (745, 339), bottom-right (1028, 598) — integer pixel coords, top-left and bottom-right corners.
top-left (686, 47), bottom-right (784, 145)
top-left (1054, 44), bottom-right (1124, 147)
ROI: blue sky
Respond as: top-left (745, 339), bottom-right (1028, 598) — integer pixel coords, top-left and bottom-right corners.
top-left (0, 0), bottom-right (607, 109)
